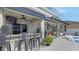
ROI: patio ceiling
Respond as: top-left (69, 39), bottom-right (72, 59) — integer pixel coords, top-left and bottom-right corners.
top-left (3, 7), bottom-right (41, 22)
top-left (3, 7), bottom-right (67, 25)
top-left (4, 10), bottom-right (40, 22)
top-left (5, 7), bottom-right (45, 19)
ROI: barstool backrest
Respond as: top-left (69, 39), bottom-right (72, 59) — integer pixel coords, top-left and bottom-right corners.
top-left (26, 33), bottom-right (34, 40)
top-left (35, 33), bottom-right (40, 38)
top-left (0, 33), bottom-right (5, 45)
top-left (21, 33), bottom-right (26, 40)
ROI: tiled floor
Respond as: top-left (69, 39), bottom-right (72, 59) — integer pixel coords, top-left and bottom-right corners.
top-left (2, 37), bottom-right (79, 51)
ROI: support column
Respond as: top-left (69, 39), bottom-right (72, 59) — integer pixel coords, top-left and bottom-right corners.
top-left (64, 25), bottom-right (67, 32)
top-left (57, 24), bottom-right (60, 36)
top-left (41, 19), bottom-right (45, 39)
top-left (0, 9), bottom-right (4, 33)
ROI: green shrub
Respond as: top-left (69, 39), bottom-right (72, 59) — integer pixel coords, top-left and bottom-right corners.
top-left (42, 36), bottom-right (53, 45)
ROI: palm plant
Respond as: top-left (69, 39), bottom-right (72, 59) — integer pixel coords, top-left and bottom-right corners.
top-left (42, 35), bottom-right (53, 46)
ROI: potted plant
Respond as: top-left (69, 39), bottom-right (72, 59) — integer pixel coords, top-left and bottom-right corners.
top-left (42, 35), bottom-right (53, 46)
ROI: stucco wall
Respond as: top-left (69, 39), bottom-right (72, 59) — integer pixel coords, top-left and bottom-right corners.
top-left (15, 18), bottom-right (40, 33)
top-left (66, 28), bottom-right (79, 35)
top-left (66, 24), bottom-right (79, 35)
top-left (67, 24), bottom-right (79, 28)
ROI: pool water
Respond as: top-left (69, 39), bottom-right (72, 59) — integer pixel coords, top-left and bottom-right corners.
top-left (72, 36), bottom-right (79, 42)
top-left (73, 36), bottom-right (79, 39)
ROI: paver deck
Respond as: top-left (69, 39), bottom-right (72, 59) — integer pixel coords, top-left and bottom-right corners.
top-left (39, 37), bottom-right (79, 51)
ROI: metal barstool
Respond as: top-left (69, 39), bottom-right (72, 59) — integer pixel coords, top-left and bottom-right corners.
top-left (0, 33), bottom-right (6, 51)
top-left (2, 34), bottom-right (11, 51)
top-left (13, 34), bottom-right (23, 51)
top-left (31, 33), bottom-right (36, 48)
top-left (22, 33), bottom-right (28, 51)
top-left (1, 24), bottom-right (12, 51)
top-left (26, 33), bottom-right (35, 51)
top-left (18, 33), bottom-right (27, 51)
top-left (24, 33), bottom-right (31, 51)
top-left (6, 34), bottom-right (22, 51)
top-left (35, 33), bottom-right (41, 49)
top-left (14, 40), bottom-right (20, 51)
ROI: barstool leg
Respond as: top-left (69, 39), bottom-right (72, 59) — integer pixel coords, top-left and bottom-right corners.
top-left (19, 40), bottom-right (26, 51)
top-left (2, 45), bottom-right (8, 51)
top-left (33, 40), bottom-right (35, 48)
top-left (35, 39), bottom-right (37, 48)
top-left (24, 40), bottom-right (29, 51)
top-left (5, 43), bottom-right (11, 51)
top-left (30, 39), bottom-right (32, 51)
top-left (18, 41), bottom-right (21, 51)
top-left (10, 40), bottom-right (15, 51)
top-left (8, 43), bottom-right (11, 51)
top-left (25, 40), bottom-right (29, 51)
top-left (14, 41), bottom-right (19, 51)
top-left (38, 38), bottom-right (40, 49)
top-left (0, 46), bottom-right (2, 51)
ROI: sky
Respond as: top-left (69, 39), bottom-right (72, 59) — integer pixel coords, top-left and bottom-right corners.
top-left (47, 7), bottom-right (79, 21)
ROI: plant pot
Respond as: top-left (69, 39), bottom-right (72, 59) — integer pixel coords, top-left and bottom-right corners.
top-left (46, 44), bottom-right (50, 46)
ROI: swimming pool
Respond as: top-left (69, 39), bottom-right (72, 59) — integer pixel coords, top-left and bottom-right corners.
top-left (72, 36), bottom-right (79, 42)
top-left (72, 36), bottom-right (79, 39)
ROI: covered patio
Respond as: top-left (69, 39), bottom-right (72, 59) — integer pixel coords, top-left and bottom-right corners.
top-left (0, 7), bottom-right (65, 51)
